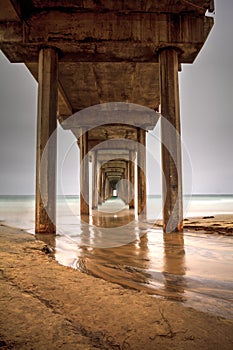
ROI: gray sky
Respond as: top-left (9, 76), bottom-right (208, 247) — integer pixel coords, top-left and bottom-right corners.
top-left (0, 0), bottom-right (233, 195)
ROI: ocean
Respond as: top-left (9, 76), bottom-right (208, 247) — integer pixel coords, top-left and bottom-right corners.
top-left (1, 194), bottom-right (233, 231)
top-left (0, 194), bottom-right (233, 319)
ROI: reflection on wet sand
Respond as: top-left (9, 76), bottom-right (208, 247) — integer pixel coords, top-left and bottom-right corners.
top-left (36, 210), bottom-right (187, 301)
top-left (91, 207), bottom-right (136, 228)
top-left (80, 212), bottom-right (187, 302)
top-left (76, 210), bottom-right (151, 290)
top-left (162, 233), bottom-right (186, 301)
top-left (36, 209), bottom-right (233, 319)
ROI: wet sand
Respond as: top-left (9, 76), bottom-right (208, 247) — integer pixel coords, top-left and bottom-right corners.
top-left (184, 214), bottom-right (233, 235)
top-left (0, 223), bottom-right (233, 350)
top-left (154, 214), bottom-right (233, 236)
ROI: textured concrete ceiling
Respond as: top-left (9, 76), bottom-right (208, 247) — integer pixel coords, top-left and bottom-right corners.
top-left (0, 0), bottom-right (214, 116)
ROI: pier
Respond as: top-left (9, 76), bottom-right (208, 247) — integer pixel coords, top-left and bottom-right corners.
top-left (0, 0), bottom-right (215, 233)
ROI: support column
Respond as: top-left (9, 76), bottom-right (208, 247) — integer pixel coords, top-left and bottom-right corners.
top-left (101, 171), bottom-right (105, 203)
top-left (137, 128), bottom-right (147, 217)
top-left (121, 169), bottom-right (126, 203)
top-left (129, 151), bottom-right (135, 209)
top-left (104, 177), bottom-right (109, 201)
top-left (92, 151), bottom-right (98, 209)
top-left (103, 173), bottom-right (108, 202)
top-left (80, 129), bottom-right (89, 216)
top-left (125, 161), bottom-right (129, 205)
top-left (118, 177), bottom-right (122, 201)
top-left (35, 47), bottom-right (58, 233)
top-left (97, 163), bottom-right (102, 205)
top-left (159, 48), bottom-right (183, 233)
top-left (108, 179), bottom-right (111, 198)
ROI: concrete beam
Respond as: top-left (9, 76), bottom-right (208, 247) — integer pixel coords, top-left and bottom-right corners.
top-left (26, 12), bottom-right (213, 53)
top-left (103, 168), bottom-right (125, 173)
top-left (101, 161), bottom-right (127, 169)
top-left (97, 155), bottom-right (130, 162)
top-left (61, 110), bottom-right (158, 131)
top-left (108, 176), bottom-right (121, 181)
top-left (7, 0), bottom-right (214, 19)
top-left (0, 13), bottom-right (214, 64)
top-left (88, 140), bottom-right (137, 152)
top-left (105, 172), bottom-right (124, 177)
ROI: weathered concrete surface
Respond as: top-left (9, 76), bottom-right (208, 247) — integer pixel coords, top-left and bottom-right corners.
top-left (0, 224), bottom-right (233, 350)
top-left (0, 1), bottom-right (214, 115)
top-left (80, 130), bottom-right (89, 216)
top-left (35, 47), bottom-right (58, 234)
top-left (159, 48), bottom-right (183, 233)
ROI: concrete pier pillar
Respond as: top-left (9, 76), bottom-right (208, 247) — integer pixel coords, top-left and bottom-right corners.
top-left (159, 48), bottom-right (183, 233)
top-left (125, 161), bottom-right (130, 205)
top-left (35, 47), bottom-right (58, 233)
top-left (104, 177), bottom-right (110, 201)
top-left (120, 168), bottom-right (127, 203)
top-left (137, 128), bottom-right (147, 216)
top-left (100, 170), bottom-right (105, 204)
top-left (92, 151), bottom-right (98, 209)
top-left (108, 179), bottom-right (112, 198)
top-left (80, 129), bottom-right (89, 216)
top-left (97, 165), bottom-right (102, 205)
top-left (103, 173), bottom-right (106, 201)
top-left (129, 151), bottom-right (135, 209)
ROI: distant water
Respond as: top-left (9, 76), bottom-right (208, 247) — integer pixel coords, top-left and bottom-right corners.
top-left (0, 195), bottom-right (233, 319)
top-left (0, 194), bottom-right (232, 231)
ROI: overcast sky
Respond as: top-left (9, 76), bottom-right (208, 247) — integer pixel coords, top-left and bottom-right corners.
top-left (0, 0), bottom-right (233, 195)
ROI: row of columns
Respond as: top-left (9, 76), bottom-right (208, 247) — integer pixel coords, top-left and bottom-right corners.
top-left (35, 46), bottom-right (183, 233)
top-left (78, 140), bottom-right (147, 217)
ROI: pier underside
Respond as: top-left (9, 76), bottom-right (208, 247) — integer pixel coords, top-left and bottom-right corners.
top-left (0, 0), bottom-right (215, 233)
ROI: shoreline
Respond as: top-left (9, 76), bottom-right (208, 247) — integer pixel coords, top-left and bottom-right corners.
top-left (184, 214), bottom-right (233, 235)
top-left (0, 223), bottom-right (233, 349)
top-left (152, 214), bottom-right (233, 236)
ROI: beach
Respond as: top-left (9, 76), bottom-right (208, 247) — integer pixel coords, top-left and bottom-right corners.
top-left (155, 214), bottom-right (233, 236)
top-left (184, 215), bottom-right (233, 235)
top-left (0, 222), bottom-right (233, 350)
top-left (1, 0), bottom-right (233, 348)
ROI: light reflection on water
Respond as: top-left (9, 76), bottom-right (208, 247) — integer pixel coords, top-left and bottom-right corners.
top-left (1, 195), bottom-right (233, 319)
top-left (36, 209), bottom-right (233, 320)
